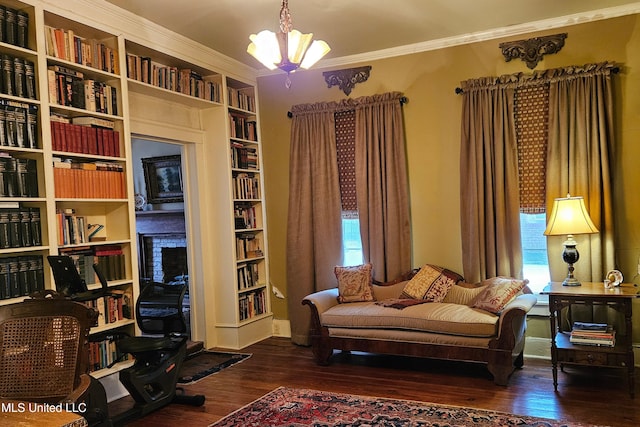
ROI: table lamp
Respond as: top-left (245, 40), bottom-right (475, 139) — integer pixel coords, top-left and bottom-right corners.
top-left (543, 194), bottom-right (599, 286)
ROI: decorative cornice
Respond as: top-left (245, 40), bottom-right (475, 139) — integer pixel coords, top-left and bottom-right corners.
top-left (322, 66), bottom-right (372, 95)
top-left (499, 33), bottom-right (567, 69)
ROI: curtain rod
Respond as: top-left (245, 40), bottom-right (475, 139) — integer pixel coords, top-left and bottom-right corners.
top-left (287, 96), bottom-right (408, 118)
top-left (454, 65), bottom-right (620, 94)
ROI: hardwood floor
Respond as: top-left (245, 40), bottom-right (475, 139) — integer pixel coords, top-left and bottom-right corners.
top-left (110, 337), bottom-right (638, 426)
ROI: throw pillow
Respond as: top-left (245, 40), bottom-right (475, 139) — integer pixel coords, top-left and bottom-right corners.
top-left (400, 264), bottom-right (464, 302)
top-left (472, 276), bottom-right (528, 314)
top-left (335, 263), bottom-right (374, 303)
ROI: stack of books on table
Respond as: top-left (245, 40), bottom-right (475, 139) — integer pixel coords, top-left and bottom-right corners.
top-left (570, 322), bottom-right (615, 347)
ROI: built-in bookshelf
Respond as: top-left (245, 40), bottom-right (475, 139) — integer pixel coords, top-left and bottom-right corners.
top-left (226, 77), bottom-right (270, 328)
top-left (0, 0), bottom-right (138, 379)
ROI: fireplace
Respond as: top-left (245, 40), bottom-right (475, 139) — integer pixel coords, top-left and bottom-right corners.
top-left (136, 210), bottom-right (187, 283)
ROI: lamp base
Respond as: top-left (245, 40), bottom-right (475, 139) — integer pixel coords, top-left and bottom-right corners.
top-left (562, 240), bottom-right (581, 286)
top-left (562, 277), bottom-right (581, 286)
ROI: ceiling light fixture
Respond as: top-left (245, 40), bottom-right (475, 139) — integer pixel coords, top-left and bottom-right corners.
top-left (247, 0), bottom-right (330, 87)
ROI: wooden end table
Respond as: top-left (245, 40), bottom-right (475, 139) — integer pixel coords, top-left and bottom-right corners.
top-left (541, 281), bottom-right (639, 398)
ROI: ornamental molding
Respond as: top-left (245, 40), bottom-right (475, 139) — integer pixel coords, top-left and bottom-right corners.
top-left (322, 66), bottom-right (372, 95)
top-left (499, 33), bottom-right (567, 69)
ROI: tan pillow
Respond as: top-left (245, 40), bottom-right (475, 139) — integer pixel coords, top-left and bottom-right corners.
top-left (472, 277), bottom-right (528, 314)
top-left (335, 263), bottom-right (374, 303)
top-left (443, 283), bottom-right (487, 306)
top-left (400, 264), bottom-right (463, 302)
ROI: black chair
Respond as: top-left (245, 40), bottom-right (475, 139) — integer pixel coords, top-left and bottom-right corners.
top-left (47, 256), bottom-right (204, 426)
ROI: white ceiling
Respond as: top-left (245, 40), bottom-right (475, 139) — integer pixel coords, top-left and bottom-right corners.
top-left (104, 0), bottom-right (640, 70)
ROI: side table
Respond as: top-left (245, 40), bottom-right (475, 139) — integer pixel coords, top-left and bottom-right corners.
top-left (541, 282), bottom-right (639, 397)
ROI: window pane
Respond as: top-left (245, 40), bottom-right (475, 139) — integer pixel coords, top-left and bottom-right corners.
top-left (342, 218), bottom-right (363, 266)
top-left (520, 212), bottom-right (550, 293)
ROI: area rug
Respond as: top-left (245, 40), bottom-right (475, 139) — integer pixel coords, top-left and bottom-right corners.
top-left (177, 351), bottom-right (251, 385)
top-left (210, 387), bottom-right (595, 427)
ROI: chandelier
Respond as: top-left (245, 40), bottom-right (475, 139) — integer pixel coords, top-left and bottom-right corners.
top-left (247, 0), bottom-right (330, 85)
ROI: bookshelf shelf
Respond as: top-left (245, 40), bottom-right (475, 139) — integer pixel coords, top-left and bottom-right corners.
top-left (90, 318), bottom-right (135, 335)
top-left (127, 78), bottom-right (223, 109)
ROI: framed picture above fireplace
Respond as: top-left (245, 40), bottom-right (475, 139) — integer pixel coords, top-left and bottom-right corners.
top-left (142, 155), bottom-right (184, 204)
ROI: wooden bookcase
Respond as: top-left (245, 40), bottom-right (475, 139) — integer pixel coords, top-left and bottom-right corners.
top-left (0, 0), bottom-right (138, 378)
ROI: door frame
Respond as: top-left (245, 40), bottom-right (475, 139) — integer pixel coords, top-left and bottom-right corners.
top-left (129, 118), bottom-right (207, 344)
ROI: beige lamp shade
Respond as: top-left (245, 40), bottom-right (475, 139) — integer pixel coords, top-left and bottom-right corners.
top-left (544, 195), bottom-right (598, 236)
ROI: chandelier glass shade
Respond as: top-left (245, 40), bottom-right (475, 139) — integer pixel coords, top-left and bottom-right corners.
top-left (247, 0), bottom-right (330, 74)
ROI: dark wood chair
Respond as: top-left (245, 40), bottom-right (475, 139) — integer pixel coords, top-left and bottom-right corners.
top-left (0, 290), bottom-right (98, 404)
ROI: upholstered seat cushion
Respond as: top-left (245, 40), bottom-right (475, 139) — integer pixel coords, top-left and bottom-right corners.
top-left (320, 301), bottom-right (498, 337)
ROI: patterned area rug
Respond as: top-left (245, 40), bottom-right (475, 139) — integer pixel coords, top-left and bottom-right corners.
top-left (177, 351), bottom-right (251, 385)
top-left (210, 387), bottom-right (595, 427)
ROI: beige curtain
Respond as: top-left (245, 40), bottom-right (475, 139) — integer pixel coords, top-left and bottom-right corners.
top-left (459, 79), bottom-right (523, 284)
top-left (286, 102), bottom-right (343, 346)
top-left (546, 62), bottom-right (617, 282)
top-left (355, 92), bottom-right (412, 282)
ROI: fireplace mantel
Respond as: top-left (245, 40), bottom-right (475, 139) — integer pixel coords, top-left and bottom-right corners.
top-left (136, 210), bottom-right (185, 235)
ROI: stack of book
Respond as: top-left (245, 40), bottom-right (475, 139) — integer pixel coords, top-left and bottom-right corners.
top-left (570, 322), bottom-right (616, 347)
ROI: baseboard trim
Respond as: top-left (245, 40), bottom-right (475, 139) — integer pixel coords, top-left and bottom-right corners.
top-left (272, 319), bottom-right (291, 338)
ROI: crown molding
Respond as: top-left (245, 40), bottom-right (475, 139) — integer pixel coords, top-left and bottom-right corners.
top-left (257, 2), bottom-right (640, 75)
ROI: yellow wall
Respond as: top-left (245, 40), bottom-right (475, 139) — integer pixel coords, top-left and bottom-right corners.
top-left (257, 15), bottom-right (640, 327)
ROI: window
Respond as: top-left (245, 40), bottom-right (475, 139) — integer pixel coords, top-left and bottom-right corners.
top-left (342, 217), bottom-right (364, 266)
top-left (520, 212), bottom-right (550, 293)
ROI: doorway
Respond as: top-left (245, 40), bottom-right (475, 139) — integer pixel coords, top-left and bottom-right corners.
top-left (131, 138), bottom-right (191, 339)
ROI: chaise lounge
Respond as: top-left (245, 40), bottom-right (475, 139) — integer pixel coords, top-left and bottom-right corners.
top-left (302, 265), bottom-right (537, 385)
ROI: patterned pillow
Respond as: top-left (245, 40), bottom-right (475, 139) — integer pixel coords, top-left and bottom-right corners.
top-left (400, 264), bottom-right (464, 302)
top-left (335, 263), bottom-right (374, 303)
top-left (472, 277), bottom-right (528, 314)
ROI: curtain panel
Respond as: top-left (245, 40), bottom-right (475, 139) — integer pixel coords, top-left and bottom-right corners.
top-left (459, 81), bottom-right (523, 284)
top-left (546, 62), bottom-right (617, 282)
top-left (286, 102), bottom-right (343, 346)
top-left (355, 92), bottom-right (412, 282)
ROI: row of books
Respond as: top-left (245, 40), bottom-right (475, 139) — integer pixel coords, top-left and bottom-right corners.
top-left (0, 154), bottom-right (37, 197)
top-left (44, 25), bottom-right (119, 74)
top-left (47, 65), bottom-right (118, 115)
top-left (0, 207), bottom-right (41, 249)
top-left (83, 291), bottom-right (132, 327)
top-left (0, 100), bottom-right (38, 149)
top-left (0, 255), bottom-right (45, 300)
top-left (88, 336), bottom-right (130, 373)
top-left (230, 144), bottom-right (258, 170)
top-left (234, 204), bottom-right (258, 230)
top-left (125, 53), bottom-right (222, 102)
top-left (50, 115), bottom-right (120, 157)
top-left (53, 158), bottom-right (126, 199)
top-left (232, 173), bottom-right (260, 200)
top-left (236, 233), bottom-right (263, 260)
top-left (229, 113), bottom-right (257, 141)
top-left (228, 87), bottom-right (255, 112)
top-left (239, 288), bottom-right (267, 321)
top-left (237, 262), bottom-right (260, 290)
top-left (1, 54), bottom-right (36, 99)
top-left (570, 322), bottom-right (616, 347)
top-left (59, 245), bottom-right (127, 283)
top-left (0, 6), bottom-right (29, 49)
top-left (56, 208), bottom-right (88, 246)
